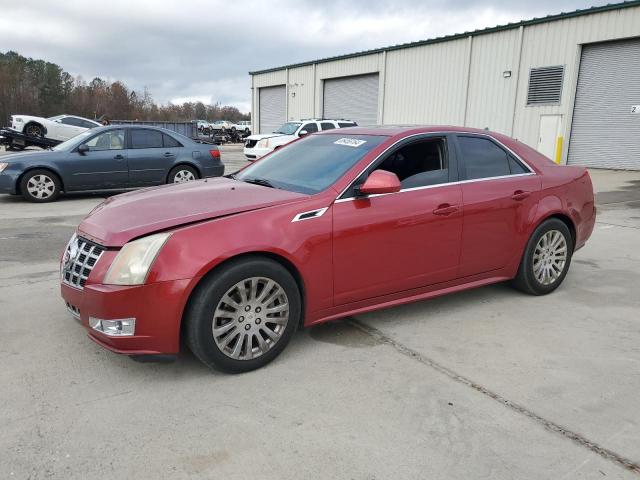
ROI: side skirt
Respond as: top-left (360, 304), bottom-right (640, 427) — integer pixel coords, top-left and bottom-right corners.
top-left (305, 273), bottom-right (513, 327)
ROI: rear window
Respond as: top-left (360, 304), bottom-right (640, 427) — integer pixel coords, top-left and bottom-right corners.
top-left (338, 122), bottom-right (356, 128)
top-left (458, 136), bottom-right (510, 180)
top-left (235, 134), bottom-right (387, 195)
top-left (163, 133), bottom-right (182, 148)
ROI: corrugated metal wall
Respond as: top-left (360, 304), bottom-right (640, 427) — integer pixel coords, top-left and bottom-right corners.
top-left (465, 28), bottom-right (522, 135)
top-left (384, 38), bottom-right (469, 125)
top-left (251, 5), bottom-right (640, 165)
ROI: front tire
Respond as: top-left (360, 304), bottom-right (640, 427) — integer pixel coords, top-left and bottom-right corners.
top-left (185, 257), bottom-right (301, 373)
top-left (20, 169), bottom-right (61, 202)
top-left (168, 165), bottom-right (198, 183)
top-left (512, 218), bottom-right (573, 295)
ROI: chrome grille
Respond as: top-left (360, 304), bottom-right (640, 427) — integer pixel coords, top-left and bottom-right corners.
top-left (62, 236), bottom-right (105, 289)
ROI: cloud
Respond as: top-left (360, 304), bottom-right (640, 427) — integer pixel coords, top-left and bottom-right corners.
top-left (0, 0), bottom-right (610, 112)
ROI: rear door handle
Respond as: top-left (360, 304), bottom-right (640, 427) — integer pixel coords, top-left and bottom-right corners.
top-left (433, 203), bottom-right (459, 216)
top-left (113, 154), bottom-right (125, 160)
top-left (164, 152), bottom-right (175, 157)
top-left (511, 190), bottom-right (531, 201)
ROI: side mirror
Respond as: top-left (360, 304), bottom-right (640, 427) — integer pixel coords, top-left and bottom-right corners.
top-left (77, 144), bottom-right (89, 155)
top-left (298, 130), bottom-right (308, 137)
top-left (357, 170), bottom-right (401, 196)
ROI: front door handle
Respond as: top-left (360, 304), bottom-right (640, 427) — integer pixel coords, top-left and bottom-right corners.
top-left (433, 203), bottom-right (459, 216)
top-left (113, 154), bottom-right (125, 161)
top-left (511, 190), bottom-right (531, 201)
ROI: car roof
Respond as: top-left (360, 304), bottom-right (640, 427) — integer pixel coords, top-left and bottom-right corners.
top-left (315, 125), bottom-right (498, 137)
top-left (93, 124), bottom-right (188, 136)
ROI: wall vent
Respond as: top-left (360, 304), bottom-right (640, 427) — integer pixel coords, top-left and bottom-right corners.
top-left (527, 66), bottom-right (564, 105)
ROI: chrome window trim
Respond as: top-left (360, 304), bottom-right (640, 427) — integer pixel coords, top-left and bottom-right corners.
top-left (333, 173), bottom-right (536, 203)
top-left (291, 207), bottom-right (329, 222)
top-left (333, 131), bottom-right (536, 202)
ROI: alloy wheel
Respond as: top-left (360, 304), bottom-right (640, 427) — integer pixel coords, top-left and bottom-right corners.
top-left (26, 174), bottom-right (55, 200)
top-left (26, 125), bottom-right (42, 137)
top-left (212, 277), bottom-right (290, 360)
top-left (532, 229), bottom-right (567, 285)
top-left (173, 170), bottom-right (196, 183)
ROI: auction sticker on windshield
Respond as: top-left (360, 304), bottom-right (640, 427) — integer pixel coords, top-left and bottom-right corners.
top-left (334, 138), bottom-right (366, 148)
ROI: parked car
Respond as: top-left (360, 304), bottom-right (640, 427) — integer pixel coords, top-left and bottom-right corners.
top-left (0, 125), bottom-right (223, 202)
top-left (243, 118), bottom-right (357, 160)
top-left (195, 120), bottom-right (211, 134)
top-left (10, 114), bottom-right (101, 141)
top-left (230, 121), bottom-right (251, 135)
top-left (210, 120), bottom-right (233, 131)
top-left (59, 126), bottom-right (595, 373)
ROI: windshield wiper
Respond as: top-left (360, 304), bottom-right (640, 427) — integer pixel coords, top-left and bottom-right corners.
top-left (243, 177), bottom-right (277, 189)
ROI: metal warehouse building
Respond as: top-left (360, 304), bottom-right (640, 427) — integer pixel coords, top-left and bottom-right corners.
top-left (249, 1), bottom-right (640, 169)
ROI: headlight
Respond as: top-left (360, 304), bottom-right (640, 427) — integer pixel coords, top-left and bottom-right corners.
top-left (0, 163), bottom-right (8, 173)
top-left (257, 138), bottom-right (270, 148)
top-left (14, 117), bottom-right (23, 123)
top-left (103, 232), bottom-right (171, 285)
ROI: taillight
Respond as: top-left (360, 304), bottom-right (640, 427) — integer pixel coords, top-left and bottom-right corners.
top-left (210, 149), bottom-right (220, 159)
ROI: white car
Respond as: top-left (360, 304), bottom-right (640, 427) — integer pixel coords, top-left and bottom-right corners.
top-left (10, 114), bottom-right (101, 141)
top-left (230, 120), bottom-right (251, 135)
top-left (243, 119), bottom-right (357, 160)
top-left (210, 120), bottom-right (233, 131)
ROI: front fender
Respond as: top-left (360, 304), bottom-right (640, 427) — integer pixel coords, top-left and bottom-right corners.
top-left (146, 197), bottom-right (335, 316)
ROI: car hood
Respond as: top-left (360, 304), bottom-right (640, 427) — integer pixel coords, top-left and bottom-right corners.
top-left (246, 133), bottom-right (288, 141)
top-left (0, 149), bottom-right (58, 164)
top-left (77, 177), bottom-right (307, 247)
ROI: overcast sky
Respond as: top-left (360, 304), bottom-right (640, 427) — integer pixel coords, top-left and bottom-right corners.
top-left (0, 0), bottom-right (610, 113)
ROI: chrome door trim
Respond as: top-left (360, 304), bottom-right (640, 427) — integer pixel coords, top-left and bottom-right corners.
top-left (333, 173), bottom-right (536, 203)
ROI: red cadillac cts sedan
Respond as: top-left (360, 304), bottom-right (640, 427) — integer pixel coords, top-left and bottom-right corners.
top-left (60, 126), bottom-right (596, 372)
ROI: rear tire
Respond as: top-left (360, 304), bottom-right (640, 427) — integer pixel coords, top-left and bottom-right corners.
top-left (24, 123), bottom-right (44, 138)
top-left (512, 218), bottom-right (573, 295)
top-left (185, 257), bottom-right (301, 373)
top-left (20, 169), bottom-right (61, 202)
top-left (167, 165), bottom-right (198, 184)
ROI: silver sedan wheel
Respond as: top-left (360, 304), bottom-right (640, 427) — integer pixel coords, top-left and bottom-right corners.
top-left (173, 170), bottom-right (196, 183)
top-left (26, 174), bottom-right (55, 200)
top-left (212, 277), bottom-right (290, 360)
top-left (533, 230), bottom-right (567, 285)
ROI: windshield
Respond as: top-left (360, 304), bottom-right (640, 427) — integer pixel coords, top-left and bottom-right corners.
top-left (235, 134), bottom-right (387, 195)
top-left (274, 122), bottom-right (301, 135)
top-left (52, 130), bottom-right (94, 151)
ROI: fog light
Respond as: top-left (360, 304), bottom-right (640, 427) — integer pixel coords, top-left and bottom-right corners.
top-left (89, 317), bottom-right (136, 336)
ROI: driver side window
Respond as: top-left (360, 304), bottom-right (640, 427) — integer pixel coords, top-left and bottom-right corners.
top-left (83, 130), bottom-right (125, 151)
top-left (341, 137), bottom-right (450, 198)
top-left (375, 137), bottom-right (449, 189)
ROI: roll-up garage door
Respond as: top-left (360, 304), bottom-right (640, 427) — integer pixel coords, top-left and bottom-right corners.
top-left (259, 85), bottom-right (286, 134)
top-left (323, 74), bottom-right (379, 126)
top-left (568, 38), bottom-right (640, 170)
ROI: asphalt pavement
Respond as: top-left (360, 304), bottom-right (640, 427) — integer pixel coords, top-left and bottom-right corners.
top-left (1, 145), bottom-right (639, 479)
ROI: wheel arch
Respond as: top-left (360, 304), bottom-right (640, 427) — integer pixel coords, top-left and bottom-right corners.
top-left (23, 121), bottom-right (47, 136)
top-left (180, 251), bottom-right (307, 340)
top-left (16, 166), bottom-right (65, 194)
top-left (533, 212), bottom-right (577, 249)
